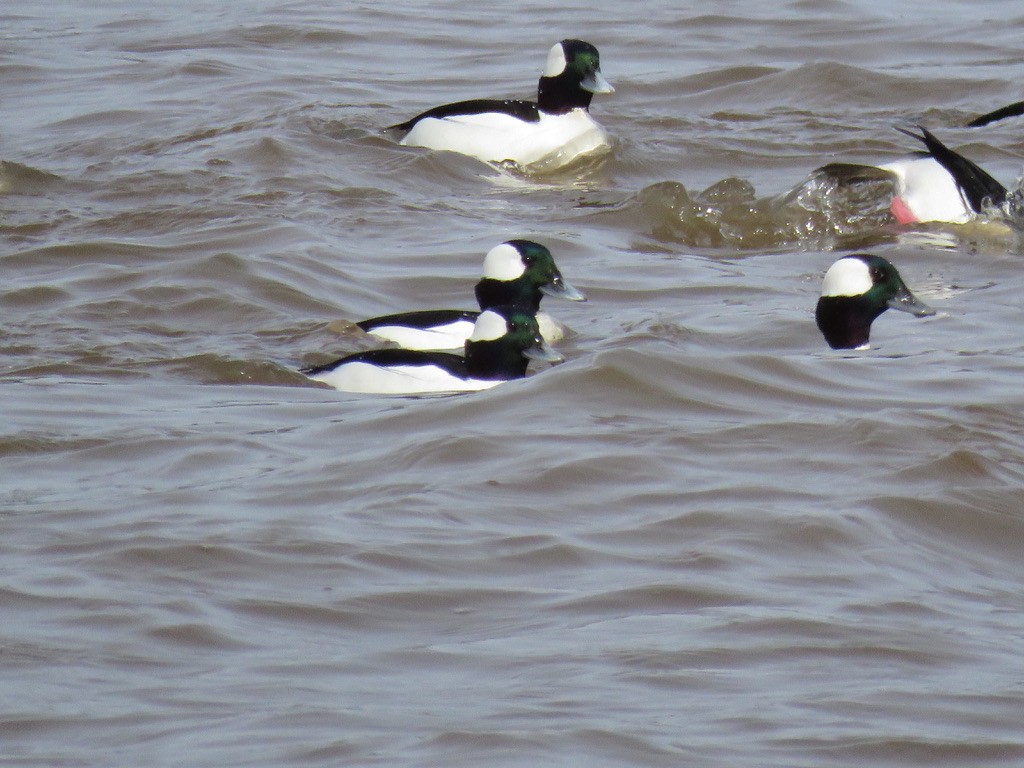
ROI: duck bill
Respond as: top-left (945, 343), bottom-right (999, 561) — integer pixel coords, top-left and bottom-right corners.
top-left (540, 275), bottom-right (587, 302)
top-left (887, 286), bottom-right (936, 317)
top-left (524, 340), bottom-right (564, 364)
top-left (581, 70), bottom-right (614, 94)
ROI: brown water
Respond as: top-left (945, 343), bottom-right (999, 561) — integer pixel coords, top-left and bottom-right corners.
top-left (4, 2), bottom-right (1024, 766)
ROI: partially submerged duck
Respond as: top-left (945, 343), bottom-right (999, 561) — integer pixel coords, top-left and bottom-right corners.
top-left (816, 254), bottom-right (935, 350)
top-left (388, 39), bottom-right (614, 168)
top-left (882, 126), bottom-right (1007, 224)
top-left (814, 126), bottom-right (1008, 225)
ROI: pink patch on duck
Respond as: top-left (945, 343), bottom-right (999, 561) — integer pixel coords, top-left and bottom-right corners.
top-left (890, 195), bottom-right (918, 225)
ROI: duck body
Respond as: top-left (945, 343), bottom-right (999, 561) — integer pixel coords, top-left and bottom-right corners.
top-left (304, 307), bottom-right (563, 395)
top-left (813, 127), bottom-right (1008, 225)
top-left (390, 39), bottom-right (613, 167)
top-left (356, 309), bottom-right (479, 351)
top-left (302, 347), bottom-right (498, 395)
top-left (881, 127), bottom-right (1008, 224)
top-left (357, 240), bottom-right (585, 351)
top-left (880, 154), bottom-right (975, 224)
top-left (815, 254), bottom-right (935, 350)
top-left (397, 104), bottom-right (610, 167)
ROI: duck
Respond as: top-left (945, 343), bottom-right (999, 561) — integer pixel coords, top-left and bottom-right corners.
top-left (387, 39), bottom-right (614, 167)
top-left (815, 254), bottom-right (935, 350)
top-left (881, 126), bottom-right (1008, 224)
top-left (812, 126), bottom-right (1007, 224)
top-left (302, 306), bottom-right (563, 395)
top-left (356, 239), bottom-right (586, 350)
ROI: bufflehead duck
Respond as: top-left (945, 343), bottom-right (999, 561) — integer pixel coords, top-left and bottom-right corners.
top-left (881, 126), bottom-right (1007, 224)
top-left (388, 39), bottom-right (614, 167)
top-left (812, 127), bottom-right (1007, 225)
top-left (302, 306), bottom-right (563, 395)
top-left (356, 239), bottom-right (586, 350)
top-left (816, 254), bottom-right (935, 350)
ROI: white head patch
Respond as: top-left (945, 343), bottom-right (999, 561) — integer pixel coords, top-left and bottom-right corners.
top-left (482, 242), bottom-right (526, 281)
top-left (469, 309), bottom-right (509, 342)
top-left (543, 42), bottom-right (567, 77)
top-left (821, 257), bottom-right (873, 298)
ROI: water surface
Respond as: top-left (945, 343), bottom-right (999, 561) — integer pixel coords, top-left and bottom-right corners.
top-left (4, 1), bottom-right (1024, 766)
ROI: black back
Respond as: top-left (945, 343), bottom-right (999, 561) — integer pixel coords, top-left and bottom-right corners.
top-left (356, 309), bottom-right (478, 332)
top-left (301, 348), bottom-right (466, 378)
top-left (389, 99), bottom-right (540, 132)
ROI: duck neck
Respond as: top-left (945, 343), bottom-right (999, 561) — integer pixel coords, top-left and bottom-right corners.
top-left (537, 74), bottom-right (592, 115)
top-left (816, 296), bottom-right (883, 350)
top-left (463, 339), bottom-right (529, 380)
top-left (475, 277), bottom-right (541, 313)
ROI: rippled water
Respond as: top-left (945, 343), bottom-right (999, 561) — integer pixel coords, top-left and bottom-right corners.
top-left (5, 1), bottom-right (1024, 766)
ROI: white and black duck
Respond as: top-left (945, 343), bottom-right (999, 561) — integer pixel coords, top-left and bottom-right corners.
top-left (816, 254), bottom-right (935, 350)
top-left (814, 126), bottom-right (1008, 224)
top-left (388, 39), bottom-right (614, 167)
top-left (356, 239), bottom-right (585, 350)
top-left (303, 306), bottom-right (563, 395)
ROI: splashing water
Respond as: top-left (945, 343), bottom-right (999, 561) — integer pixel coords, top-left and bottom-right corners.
top-left (630, 166), bottom-right (897, 252)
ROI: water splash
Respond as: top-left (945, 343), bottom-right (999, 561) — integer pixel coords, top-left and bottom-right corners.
top-left (630, 163), bottom-right (1024, 253)
top-left (630, 166), bottom-right (895, 252)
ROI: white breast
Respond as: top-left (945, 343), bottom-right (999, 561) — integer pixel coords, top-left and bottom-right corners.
top-left (401, 108), bottom-right (610, 168)
top-left (880, 156), bottom-right (972, 224)
top-left (535, 311), bottom-right (566, 343)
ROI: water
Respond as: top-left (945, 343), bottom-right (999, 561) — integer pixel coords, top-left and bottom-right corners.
top-left (4, 1), bottom-right (1024, 765)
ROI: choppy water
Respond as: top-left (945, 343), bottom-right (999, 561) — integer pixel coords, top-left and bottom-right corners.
top-left (4, 1), bottom-right (1024, 766)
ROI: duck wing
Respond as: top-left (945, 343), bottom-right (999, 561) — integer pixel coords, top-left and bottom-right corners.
top-left (388, 99), bottom-right (539, 132)
top-left (896, 126), bottom-right (1007, 212)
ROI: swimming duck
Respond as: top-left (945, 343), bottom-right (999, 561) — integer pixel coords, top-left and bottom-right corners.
top-left (356, 239), bottom-right (585, 350)
top-left (388, 39), bottom-right (614, 167)
top-left (815, 254), bottom-right (935, 350)
top-left (302, 306), bottom-right (563, 395)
